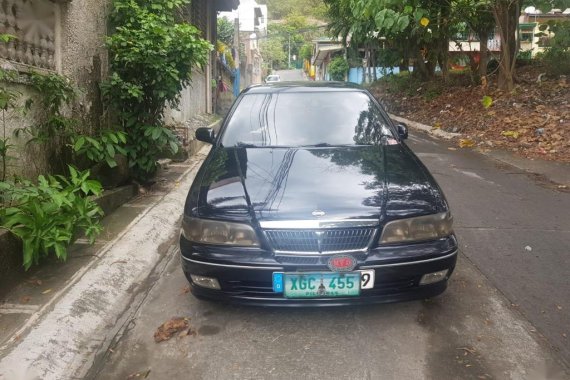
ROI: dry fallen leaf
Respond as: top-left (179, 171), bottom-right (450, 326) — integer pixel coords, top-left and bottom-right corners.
top-left (178, 327), bottom-right (196, 338)
top-left (20, 296), bottom-right (31, 304)
top-left (459, 139), bottom-right (475, 148)
top-left (501, 130), bottom-right (520, 139)
top-left (154, 317), bottom-right (190, 343)
top-left (127, 369), bottom-right (151, 379)
top-left (28, 279), bottom-right (42, 286)
top-left (180, 286), bottom-right (190, 295)
top-left (41, 289), bottom-right (52, 295)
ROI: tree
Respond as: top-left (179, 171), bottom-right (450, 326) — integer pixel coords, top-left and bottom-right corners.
top-left (104, 0), bottom-right (211, 180)
top-left (260, 0), bottom-right (328, 20)
top-left (260, 38), bottom-right (287, 69)
top-left (326, 0), bottom-right (461, 81)
top-left (491, 0), bottom-right (568, 90)
top-left (217, 17), bottom-right (234, 47)
top-left (328, 56), bottom-right (349, 80)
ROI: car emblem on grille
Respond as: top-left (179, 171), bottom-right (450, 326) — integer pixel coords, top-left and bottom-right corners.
top-left (327, 255), bottom-right (357, 272)
top-left (312, 210), bottom-right (326, 217)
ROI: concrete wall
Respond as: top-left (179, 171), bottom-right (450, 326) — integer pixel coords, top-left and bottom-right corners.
top-left (60, 0), bottom-right (110, 133)
top-left (164, 69), bottom-right (208, 127)
top-left (0, 0), bottom-right (111, 180)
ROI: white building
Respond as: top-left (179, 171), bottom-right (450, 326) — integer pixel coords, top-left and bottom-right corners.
top-left (220, 0), bottom-right (267, 36)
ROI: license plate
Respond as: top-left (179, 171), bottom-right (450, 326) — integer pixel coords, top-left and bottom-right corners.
top-left (281, 272), bottom-right (361, 298)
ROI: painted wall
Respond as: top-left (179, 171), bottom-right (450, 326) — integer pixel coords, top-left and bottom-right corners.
top-left (348, 67), bottom-right (404, 84)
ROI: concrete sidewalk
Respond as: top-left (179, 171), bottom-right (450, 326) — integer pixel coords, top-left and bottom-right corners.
top-left (0, 147), bottom-right (210, 380)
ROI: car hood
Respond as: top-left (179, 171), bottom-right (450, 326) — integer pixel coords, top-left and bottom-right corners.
top-left (188, 145), bottom-right (445, 223)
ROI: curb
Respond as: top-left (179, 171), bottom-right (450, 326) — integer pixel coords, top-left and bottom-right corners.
top-left (389, 113), bottom-right (461, 140)
top-left (0, 146), bottom-right (210, 380)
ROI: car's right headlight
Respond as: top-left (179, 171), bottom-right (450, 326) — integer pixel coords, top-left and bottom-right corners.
top-left (181, 216), bottom-right (260, 247)
top-left (379, 212), bottom-right (453, 244)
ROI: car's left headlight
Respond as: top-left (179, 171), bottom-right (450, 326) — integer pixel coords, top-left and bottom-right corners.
top-left (181, 216), bottom-right (260, 247)
top-left (379, 212), bottom-right (453, 244)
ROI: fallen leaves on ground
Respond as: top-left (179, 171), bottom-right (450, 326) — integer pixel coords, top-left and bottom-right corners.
top-left (370, 65), bottom-right (570, 162)
top-left (20, 296), bottom-right (31, 304)
top-left (154, 317), bottom-right (193, 343)
top-left (41, 289), bottom-right (52, 295)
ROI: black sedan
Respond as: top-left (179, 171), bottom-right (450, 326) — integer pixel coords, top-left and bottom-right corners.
top-left (180, 82), bottom-right (457, 306)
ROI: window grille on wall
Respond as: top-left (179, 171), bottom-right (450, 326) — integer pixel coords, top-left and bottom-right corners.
top-left (0, 0), bottom-right (59, 72)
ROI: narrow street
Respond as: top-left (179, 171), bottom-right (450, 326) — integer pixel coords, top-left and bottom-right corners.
top-left (90, 130), bottom-right (570, 380)
top-left (273, 69), bottom-right (306, 81)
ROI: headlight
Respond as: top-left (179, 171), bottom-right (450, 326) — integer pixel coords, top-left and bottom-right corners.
top-left (380, 212), bottom-right (453, 244)
top-left (181, 217), bottom-right (260, 247)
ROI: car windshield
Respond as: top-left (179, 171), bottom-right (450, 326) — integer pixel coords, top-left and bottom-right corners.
top-left (221, 91), bottom-right (395, 147)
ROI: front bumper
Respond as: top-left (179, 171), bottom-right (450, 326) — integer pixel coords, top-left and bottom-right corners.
top-left (180, 235), bottom-right (458, 307)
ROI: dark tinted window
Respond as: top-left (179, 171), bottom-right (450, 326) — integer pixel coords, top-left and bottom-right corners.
top-left (220, 91), bottom-right (395, 147)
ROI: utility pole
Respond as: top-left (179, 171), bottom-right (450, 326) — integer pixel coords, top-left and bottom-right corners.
top-left (288, 34), bottom-right (291, 69)
top-left (233, 17), bottom-right (240, 98)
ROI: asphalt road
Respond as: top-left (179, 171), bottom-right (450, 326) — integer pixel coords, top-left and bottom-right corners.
top-left (89, 130), bottom-right (570, 380)
top-left (274, 69), bottom-right (305, 81)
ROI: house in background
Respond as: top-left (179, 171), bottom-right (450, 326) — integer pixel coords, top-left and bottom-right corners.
top-left (518, 7), bottom-right (570, 58)
top-left (220, 0), bottom-right (267, 87)
top-left (311, 37), bottom-right (344, 81)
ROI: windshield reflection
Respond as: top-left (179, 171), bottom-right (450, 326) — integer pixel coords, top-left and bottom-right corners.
top-left (221, 91), bottom-right (396, 148)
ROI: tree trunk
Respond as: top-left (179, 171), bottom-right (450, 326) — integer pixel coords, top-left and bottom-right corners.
top-left (494, 0), bottom-right (520, 91)
top-left (371, 46), bottom-right (378, 81)
top-left (478, 30), bottom-right (489, 77)
top-left (415, 50), bottom-right (432, 80)
top-left (366, 47), bottom-right (372, 83)
top-left (438, 0), bottom-right (451, 82)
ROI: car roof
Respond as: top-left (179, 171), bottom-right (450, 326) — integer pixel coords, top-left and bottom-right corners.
top-left (244, 81), bottom-right (365, 94)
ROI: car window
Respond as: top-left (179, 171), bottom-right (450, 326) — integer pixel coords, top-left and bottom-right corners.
top-left (220, 91), bottom-right (395, 147)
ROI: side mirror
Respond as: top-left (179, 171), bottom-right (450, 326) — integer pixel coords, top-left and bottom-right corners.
top-left (396, 123), bottom-right (408, 140)
top-left (196, 127), bottom-right (215, 144)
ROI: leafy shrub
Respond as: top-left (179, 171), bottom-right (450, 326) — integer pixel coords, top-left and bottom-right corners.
top-left (103, 0), bottom-right (211, 180)
top-left (0, 166), bottom-right (103, 269)
top-left (71, 130), bottom-right (128, 168)
top-left (328, 56), bottom-right (349, 81)
top-left (539, 21), bottom-right (570, 77)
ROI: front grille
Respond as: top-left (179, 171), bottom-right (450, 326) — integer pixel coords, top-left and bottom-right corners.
top-left (264, 228), bottom-right (376, 254)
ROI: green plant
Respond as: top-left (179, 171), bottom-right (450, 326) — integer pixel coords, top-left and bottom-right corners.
top-left (72, 130), bottom-right (128, 168)
top-left (0, 166), bottom-right (103, 270)
top-left (13, 72), bottom-right (78, 173)
top-left (0, 72), bottom-right (19, 182)
top-left (217, 16), bottom-right (234, 47)
top-left (0, 34), bottom-right (19, 182)
top-left (539, 20), bottom-right (570, 76)
top-left (328, 56), bottom-right (349, 81)
top-left (103, 0), bottom-right (211, 180)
